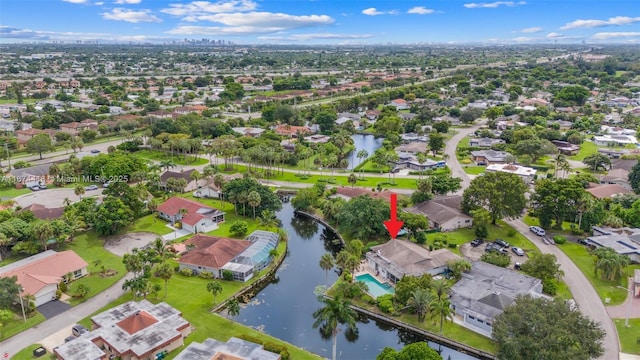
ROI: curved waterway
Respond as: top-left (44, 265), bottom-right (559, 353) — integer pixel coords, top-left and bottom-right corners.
top-left (234, 202), bottom-right (480, 360)
top-left (346, 134), bottom-right (384, 170)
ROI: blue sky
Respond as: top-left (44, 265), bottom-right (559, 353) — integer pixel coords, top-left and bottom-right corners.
top-left (1, 0), bottom-right (639, 44)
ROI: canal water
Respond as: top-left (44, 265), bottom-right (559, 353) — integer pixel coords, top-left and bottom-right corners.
top-left (234, 202), bottom-right (479, 360)
top-left (346, 134), bottom-right (384, 170)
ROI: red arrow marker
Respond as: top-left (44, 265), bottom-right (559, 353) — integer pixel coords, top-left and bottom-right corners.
top-left (383, 193), bottom-right (404, 239)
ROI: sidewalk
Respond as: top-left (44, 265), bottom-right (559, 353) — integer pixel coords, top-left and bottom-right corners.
top-left (606, 277), bottom-right (640, 319)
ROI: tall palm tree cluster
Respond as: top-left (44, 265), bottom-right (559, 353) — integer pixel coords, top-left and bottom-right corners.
top-left (406, 278), bottom-right (455, 335)
top-left (122, 238), bottom-right (174, 300)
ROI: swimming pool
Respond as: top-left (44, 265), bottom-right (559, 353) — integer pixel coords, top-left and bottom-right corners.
top-left (355, 273), bottom-right (395, 298)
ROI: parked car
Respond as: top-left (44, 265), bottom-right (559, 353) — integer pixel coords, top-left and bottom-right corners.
top-left (493, 239), bottom-right (509, 248)
top-left (529, 226), bottom-right (546, 236)
top-left (514, 262), bottom-right (522, 270)
top-left (90, 149), bottom-right (100, 154)
top-left (85, 185), bottom-right (98, 191)
top-left (577, 238), bottom-right (588, 245)
top-left (29, 185), bottom-right (40, 191)
top-left (38, 184), bottom-right (47, 190)
top-left (64, 336), bottom-right (76, 343)
top-left (102, 181), bottom-right (110, 188)
top-left (511, 247), bottom-right (525, 256)
top-left (470, 238), bottom-right (484, 247)
top-left (71, 324), bottom-right (88, 337)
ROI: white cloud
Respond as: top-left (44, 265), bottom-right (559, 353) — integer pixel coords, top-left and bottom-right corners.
top-left (362, 8), bottom-right (385, 16)
top-left (518, 26), bottom-right (542, 33)
top-left (179, 12), bottom-right (333, 28)
top-left (546, 32), bottom-right (564, 38)
top-left (161, 0), bottom-right (257, 16)
top-left (114, 0), bottom-right (141, 4)
top-left (561, 16), bottom-right (640, 30)
top-left (102, 8), bottom-right (161, 23)
top-left (167, 25), bottom-right (282, 35)
top-left (592, 32), bottom-right (640, 40)
top-left (258, 33), bottom-right (373, 41)
top-left (407, 6), bottom-right (435, 15)
top-left (62, 0), bottom-right (88, 3)
top-left (512, 36), bottom-right (534, 42)
top-left (94, 1), bottom-right (104, 4)
top-left (464, 1), bottom-right (526, 9)
top-left (0, 25), bottom-right (173, 42)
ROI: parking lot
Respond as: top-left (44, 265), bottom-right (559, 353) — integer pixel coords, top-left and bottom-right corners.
top-left (14, 188), bottom-right (105, 208)
top-left (459, 239), bottom-right (528, 268)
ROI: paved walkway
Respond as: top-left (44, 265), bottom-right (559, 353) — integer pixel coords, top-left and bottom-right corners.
top-left (607, 277), bottom-right (640, 319)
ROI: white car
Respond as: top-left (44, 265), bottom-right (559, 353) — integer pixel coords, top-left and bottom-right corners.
top-left (85, 185), bottom-right (98, 191)
top-left (512, 247), bottom-right (525, 256)
top-left (529, 226), bottom-right (546, 236)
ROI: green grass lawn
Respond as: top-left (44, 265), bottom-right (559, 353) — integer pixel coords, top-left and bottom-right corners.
top-left (0, 188), bottom-right (31, 199)
top-left (11, 344), bottom-right (47, 359)
top-left (437, 221), bottom-right (539, 256)
top-left (522, 215), bottom-right (575, 232)
top-left (614, 318), bottom-right (640, 354)
top-left (555, 242), bottom-right (639, 306)
top-left (126, 214), bottom-right (173, 235)
top-left (0, 312), bottom-right (46, 342)
top-left (462, 165), bottom-right (485, 175)
top-left (222, 164), bottom-right (418, 190)
top-left (63, 231), bottom-right (127, 306)
top-left (136, 150), bottom-right (208, 166)
top-left (569, 140), bottom-right (598, 161)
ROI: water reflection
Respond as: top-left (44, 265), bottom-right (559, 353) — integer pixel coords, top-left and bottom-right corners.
top-left (347, 134), bottom-right (384, 169)
top-left (235, 203), bottom-right (479, 360)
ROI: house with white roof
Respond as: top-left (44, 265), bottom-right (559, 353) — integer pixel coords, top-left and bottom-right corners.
top-left (593, 134), bottom-right (638, 147)
top-left (485, 164), bottom-right (537, 183)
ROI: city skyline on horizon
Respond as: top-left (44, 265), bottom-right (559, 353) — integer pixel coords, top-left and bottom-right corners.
top-left (0, 0), bottom-right (639, 45)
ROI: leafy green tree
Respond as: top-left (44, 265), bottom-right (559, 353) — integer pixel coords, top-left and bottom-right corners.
top-left (428, 132), bottom-right (445, 156)
top-left (319, 253), bottom-right (335, 285)
top-left (291, 187), bottom-right (320, 211)
top-left (230, 221), bottom-right (248, 237)
top-left (480, 252), bottom-right (511, 267)
top-left (493, 295), bottom-right (605, 360)
top-left (629, 162), bottom-right (640, 194)
top-left (26, 133), bottom-right (55, 159)
top-left (471, 208), bottom-right (492, 239)
top-left (207, 281), bottom-right (223, 305)
top-left (0, 276), bottom-right (20, 309)
top-left (73, 284), bottom-right (90, 298)
top-left (513, 139), bottom-right (556, 163)
top-left (399, 211), bottom-right (429, 240)
top-left (520, 253), bottom-right (564, 294)
top-left (377, 342), bottom-right (443, 360)
top-left (530, 178), bottom-right (589, 229)
top-left (0, 309), bottom-right (15, 338)
top-left (430, 173), bottom-right (462, 195)
top-left (312, 295), bottom-right (358, 360)
top-left (314, 110), bottom-right (337, 134)
top-left (447, 259), bottom-right (471, 281)
top-left (336, 195), bottom-right (389, 240)
top-left (93, 197), bottom-right (134, 236)
top-left (582, 153), bottom-right (611, 172)
top-left (554, 85), bottom-right (590, 106)
top-left (223, 177), bottom-right (282, 217)
top-left (102, 181), bottom-right (145, 218)
top-left (395, 274), bottom-right (432, 306)
top-left (348, 173), bottom-right (358, 188)
top-left (462, 172), bottom-right (527, 224)
top-left (153, 262), bottom-right (174, 298)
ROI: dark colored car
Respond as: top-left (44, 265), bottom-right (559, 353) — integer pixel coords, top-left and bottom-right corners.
top-left (90, 149), bottom-right (101, 153)
top-left (72, 324), bottom-right (88, 337)
top-left (470, 238), bottom-right (484, 247)
top-left (64, 336), bottom-right (76, 343)
top-left (493, 239), bottom-right (509, 248)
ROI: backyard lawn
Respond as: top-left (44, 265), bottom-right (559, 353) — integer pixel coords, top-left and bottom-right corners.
top-left (569, 140), bottom-right (598, 161)
top-left (126, 214), bottom-right (173, 235)
top-left (462, 165), bottom-right (485, 175)
top-left (136, 150), bottom-right (208, 166)
top-left (614, 318), bottom-right (640, 354)
top-left (63, 231), bottom-right (127, 306)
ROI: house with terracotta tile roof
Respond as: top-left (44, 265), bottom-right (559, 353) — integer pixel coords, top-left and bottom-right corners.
top-left (178, 234), bottom-right (251, 277)
top-left (18, 203), bottom-right (64, 220)
top-left (157, 197), bottom-right (225, 233)
top-left (586, 183), bottom-right (632, 199)
top-left (273, 124), bottom-right (312, 138)
top-left (159, 169), bottom-right (206, 193)
top-left (54, 300), bottom-right (191, 360)
top-left (0, 250), bottom-right (87, 306)
top-left (389, 98), bottom-right (409, 110)
top-left (59, 121), bottom-right (91, 136)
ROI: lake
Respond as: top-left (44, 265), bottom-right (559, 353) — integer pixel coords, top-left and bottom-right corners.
top-left (346, 134), bottom-right (384, 170)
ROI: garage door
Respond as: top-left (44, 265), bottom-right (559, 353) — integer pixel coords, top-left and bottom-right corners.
top-left (34, 287), bottom-right (56, 307)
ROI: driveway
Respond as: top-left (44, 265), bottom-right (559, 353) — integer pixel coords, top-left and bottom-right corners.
top-left (36, 300), bottom-right (72, 320)
top-left (104, 232), bottom-right (158, 257)
top-left (606, 277), bottom-right (640, 319)
top-left (14, 188), bottom-right (104, 208)
top-left (162, 229), bottom-right (191, 241)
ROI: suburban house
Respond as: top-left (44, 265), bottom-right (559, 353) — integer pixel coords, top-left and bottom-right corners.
top-left (336, 112), bottom-right (361, 127)
top-left (593, 134), bottom-right (639, 147)
top-left (405, 196), bottom-right (473, 231)
top-left (273, 124), bottom-right (311, 138)
top-left (395, 142), bottom-right (428, 154)
top-left (449, 261), bottom-right (544, 337)
top-left (634, 270), bottom-right (640, 297)
top-left (551, 140), bottom-right (580, 156)
top-left (174, 337), bottom-right (281, 360)
top-left (469, 137), bottom-right (505, 148)
top-left (470, 150), bottom-right (511, 165)
top-left (400, 132), bottom-right (429, 143)
top-left (586, 183), bottom-right (632, 199)
top-left (159, 169), bottom-right (207, 193)
top-left (586, 227), bottom-right (640, 263)
top-left (59, 121), bottom-right (92, 135)
top-left (231, 127), bottom-right (265, 137)
top-left (366, 240), bottom-right (462, 283)
top-left (18, 203), bottom-right (64, 220)
top-left (0, 250), bottom-right (87, 307)
top-left (15, 128), bottom-right (56, 147)
top-left (485, 163), bottom-right (537, 184)
top-left (178, 230), bottom-right (279, 282)
top-left (53, 300), bottom-right (191, 360)
top-left (389, 98), bottom-right (409, 110)
top-left (9, 163), bottom-right (52, 187)
top-left (600, 168), bottom-right (631, 189)
top-left (157, 197), bottom-right (225, 233)
top-left (394, 152), bottom-right (445, 172)
top-left (193, 173), bottom-right (243, 199)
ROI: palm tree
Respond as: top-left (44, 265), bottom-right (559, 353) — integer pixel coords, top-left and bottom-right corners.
top-left (207, 281), bottom-right (223, 305)
top-left (407, 288), bottom-right (433, 322)
top-left (247, 191), bottom-right (261, 219)
top-left (74, 184), bottom-right (85, 200)
top-left (335, 250), bottom-right (359, 280)
top-left (213, 174), bottom-right (226, 207)
top-left (259, 210), bottom-right (278, 230)
top-left (447, 259), bottom-right (471, 281)
top-left (159, 160), bottom-right (176, 171)
top-left (431, 278), bottom-right (450, 302)
top-left (33, 221), bottom-right (54, 251)
top-left (226, 298), bottom-right (240, 320)
top-left (312, 295), bottom-right (358, 360)
top-left (151, 238), bottom-right (171, 260)
top-left (153, 262), bottom-right (174, 298)
top-left (189, 170), bottom-right (202, 186)
top-left (356, 149), bottom-right (368, 179)
top-left (319, 253), bottom-right (335, 285)
top-left (431, 296), bottom-right (454, 335)
top-left (147, 198), bottom-right (160, 221)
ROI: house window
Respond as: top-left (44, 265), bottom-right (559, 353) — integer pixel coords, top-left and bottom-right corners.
top-left (468, 315), bottom-right (475, 320)
top-left (73, 269), bottom-right (82, 278)
top-left (465, 220), bottom-right (471, 223)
